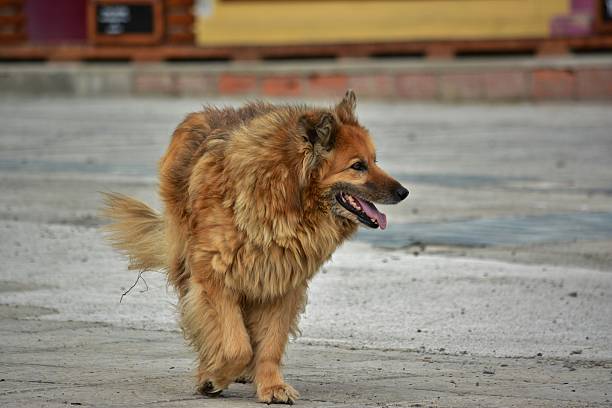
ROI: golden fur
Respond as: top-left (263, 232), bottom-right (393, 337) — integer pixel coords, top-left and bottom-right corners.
top-left (102, 90), bottom-right (407, 404)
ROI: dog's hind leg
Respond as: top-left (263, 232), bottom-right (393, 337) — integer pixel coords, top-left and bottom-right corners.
top-left (245, 284), bottom-right (306, 405)
top-left (180, 276), bottom-right (252, 395)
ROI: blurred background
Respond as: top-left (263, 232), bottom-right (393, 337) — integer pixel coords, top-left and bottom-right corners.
top-left (1, 2), bottom-right (612, 406)
top-left (0, 0), bottom-right (611, 100)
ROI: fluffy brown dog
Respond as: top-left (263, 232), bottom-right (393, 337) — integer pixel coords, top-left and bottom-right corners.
top-left (102, 90), bottom-right (408, 404)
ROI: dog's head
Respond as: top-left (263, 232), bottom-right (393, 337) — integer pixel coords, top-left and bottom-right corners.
top-left (300, 90), bottom-right (408, 230)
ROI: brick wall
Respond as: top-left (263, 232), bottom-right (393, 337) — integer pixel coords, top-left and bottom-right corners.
top-left (129, 61), bottom-right (612, 101)
top-left (2, 59), bottom-right (612, 101)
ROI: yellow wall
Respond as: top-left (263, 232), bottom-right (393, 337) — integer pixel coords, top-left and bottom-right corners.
top-left (195, 0), bottom-right (570, 46)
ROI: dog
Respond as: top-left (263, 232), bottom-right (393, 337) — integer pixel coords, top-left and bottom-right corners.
top-left (102, 90), bottom-right (408, 404)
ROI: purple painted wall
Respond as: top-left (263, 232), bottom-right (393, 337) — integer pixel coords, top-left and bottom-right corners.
top-left (25, 0), bottom-right (87, 43)
top-left (550, 0), bottom-right (596, 38)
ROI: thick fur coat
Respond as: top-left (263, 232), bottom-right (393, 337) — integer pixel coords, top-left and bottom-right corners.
top-left (103, 90), bottom-right (407, 404)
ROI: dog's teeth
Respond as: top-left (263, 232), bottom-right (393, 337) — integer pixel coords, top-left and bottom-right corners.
top-left (344, 194), bottom-right (364, 212)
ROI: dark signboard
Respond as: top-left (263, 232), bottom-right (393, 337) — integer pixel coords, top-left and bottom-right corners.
top-left (595, 0), bottom-right (612, 33)
top-left (88, 0), bottom-right (163, 45)
top-left (603, 0), bottom-right (612, 22)
top-left (97, 4), bottom-right (154, 35)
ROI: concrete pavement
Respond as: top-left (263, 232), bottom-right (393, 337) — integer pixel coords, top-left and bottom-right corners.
top-left (2, 307), bottom-right (610, 408)
top-left (1, 97), bottom-right (611, 407)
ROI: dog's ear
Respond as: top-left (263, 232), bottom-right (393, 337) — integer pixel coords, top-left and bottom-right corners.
top-left (336, 89), bottom-right (357, 123)
top-left (299, 111), bottom-right (337, 151)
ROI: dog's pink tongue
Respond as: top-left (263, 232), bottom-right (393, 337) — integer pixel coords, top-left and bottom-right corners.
top-left (355, 197), bottom-right (387, 230)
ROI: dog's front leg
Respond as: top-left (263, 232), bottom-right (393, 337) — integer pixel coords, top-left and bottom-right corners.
top-left (246, 283), bottom-right (306, 404)
top-left (180, 275), bottom-right (253, 396)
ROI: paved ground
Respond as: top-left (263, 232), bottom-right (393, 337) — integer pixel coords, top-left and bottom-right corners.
top-left (1, 97), bottom-right (611, 407)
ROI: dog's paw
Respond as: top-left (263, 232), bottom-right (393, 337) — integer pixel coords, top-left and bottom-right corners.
top-left (234, 375), bottom-right (253, 384)
top-left (257, 383), bottom-right (299, 405)
top-left (196, 380), bottom-right (223, 397)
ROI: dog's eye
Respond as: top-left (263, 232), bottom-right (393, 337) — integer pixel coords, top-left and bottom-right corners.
top-left (351, 162), bottom-right (367, 171)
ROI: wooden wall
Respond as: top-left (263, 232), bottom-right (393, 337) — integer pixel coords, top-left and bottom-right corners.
top-left (194, 0), bottom-right (571, 46)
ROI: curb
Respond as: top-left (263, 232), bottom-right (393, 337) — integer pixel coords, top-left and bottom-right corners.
top-left (1, 57), bottom-right (612, 101)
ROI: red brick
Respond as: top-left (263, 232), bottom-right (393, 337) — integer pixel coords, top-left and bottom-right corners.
top-left (307, 74), bottom-right (348, 97)
top-left (218, 74), bottom-right (258, 95)
top-left (484, 71), bottom-right (528, 101)
top-left (576, 69), bottom-right (612, 100)
top-left (262, 76), bottom-right (302, 97)
top-left (348, 75), bottom-right (394, 98)
top-left (134, 72), bottom-right (176, 95)
top-left (176, 73), bottom-right (216, 96)
top-left (531, 69), bottom-right (576, 100)
top-left (439, 73), bottom-right (485, 101)
top-left (395, 74), bottom-right (438, 99)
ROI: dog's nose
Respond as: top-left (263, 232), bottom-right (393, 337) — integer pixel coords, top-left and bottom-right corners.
top-left (395, 186), bottom-right (409, 201)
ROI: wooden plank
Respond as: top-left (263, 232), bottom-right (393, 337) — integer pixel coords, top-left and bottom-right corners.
top-left (0, 34), bottom-right (27, 45)
top-left (1, 36), bottom-right (611, 62)
top-left (426, 44), bottom-right (455, 59)
top-left (167, 32), bottom-right (194, 43)
top-left (167, 14), bottom-right (194, 25)
top-left (0, 15), bottom-right (25, 25)
top-left (537, 41), bottom-right (570, 56)
top-left (166, 0), bottom-right (193, 7)
top-left (0, 0), bottom-right (23, 5)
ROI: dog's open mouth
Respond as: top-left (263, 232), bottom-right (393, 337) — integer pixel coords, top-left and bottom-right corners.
top-left (336, 192), bottom-right (387, 230)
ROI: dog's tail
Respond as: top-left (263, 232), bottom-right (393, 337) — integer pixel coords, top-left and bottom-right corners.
top-left (101, 192), bottom-right (167, 272)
